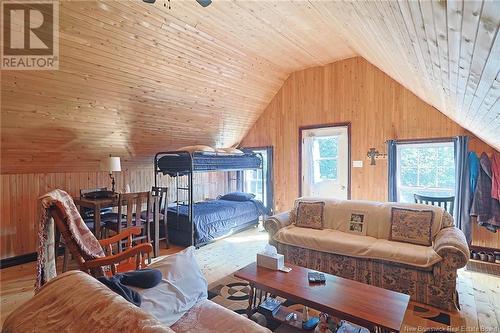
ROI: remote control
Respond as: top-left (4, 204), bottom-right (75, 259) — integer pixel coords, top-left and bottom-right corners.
top-left (308, 272), bottom-right (326, 283)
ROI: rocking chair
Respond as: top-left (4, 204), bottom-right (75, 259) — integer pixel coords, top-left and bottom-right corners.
top-left (50, 204), bottom-right (153, 276)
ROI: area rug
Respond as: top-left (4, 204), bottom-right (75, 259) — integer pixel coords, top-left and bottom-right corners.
top-left (208, 274), bottom-right (464, 332)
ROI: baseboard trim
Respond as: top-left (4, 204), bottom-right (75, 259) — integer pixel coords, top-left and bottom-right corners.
top-left (0, 248), bottom-right (65, 269)
top-left (0, 252), bottom-right (37, 269)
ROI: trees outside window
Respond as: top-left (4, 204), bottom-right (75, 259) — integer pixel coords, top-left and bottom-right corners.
top-left (396, 142), bottom-right (455, 203)
top-left (313, 137), bottom-right (338, 183)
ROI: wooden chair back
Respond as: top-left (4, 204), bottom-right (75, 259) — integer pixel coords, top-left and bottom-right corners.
top-left (414, 194), bottom-right (455, 215)
top-left (151, 186), bottom-right (168, 215)
top-left (116, 191), bottom-right (152, 233)
top-left (151, 186), bottom-right (169, 252)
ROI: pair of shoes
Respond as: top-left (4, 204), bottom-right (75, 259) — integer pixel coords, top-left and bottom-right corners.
top-left (487, 253), bottom-right (495, 263)
top-left (478, 251), bottom-right (487, 261)
top-left (470, 250), bottom-right (480, 260)
top-left (494, 251), bottom-right (500, 264)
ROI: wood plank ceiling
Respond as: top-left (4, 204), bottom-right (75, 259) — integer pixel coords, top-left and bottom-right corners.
top-left (310, 0), bottom-right (500, 150)
top-left (1, 0), bottom-right (499, 173)
top-left (0, 0), bottom-right (354, 173)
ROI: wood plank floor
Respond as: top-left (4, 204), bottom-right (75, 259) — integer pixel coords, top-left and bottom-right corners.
top-left (1, 227), bottom-right (499, 332)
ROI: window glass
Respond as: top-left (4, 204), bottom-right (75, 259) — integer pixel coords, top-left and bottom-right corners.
top-left (318, 137), bottom-right (338, 158)
top-left (318, 159), bottom-right (337, 180)
top-left (396, 141), bottom-right (455, 203)
top-left (243, 150), bottom-right (267, 203)
top-left (313, 136), bottom-right (339, 182)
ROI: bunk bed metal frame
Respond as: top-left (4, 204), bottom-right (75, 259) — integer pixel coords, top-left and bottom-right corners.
top-left (154, 150), bottom-right (265, 247)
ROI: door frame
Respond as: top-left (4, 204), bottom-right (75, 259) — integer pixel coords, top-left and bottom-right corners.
top-left (240, 145), bottom-right (274, 214)
top-left (298, 122), bottom-right (351, 199)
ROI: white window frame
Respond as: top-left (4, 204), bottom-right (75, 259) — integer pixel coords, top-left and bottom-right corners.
top-left (395, 141), bottom-right (455, 202)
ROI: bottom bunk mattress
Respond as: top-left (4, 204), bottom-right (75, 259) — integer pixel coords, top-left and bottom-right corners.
top-left (166, 199), bottom-right (265, 246)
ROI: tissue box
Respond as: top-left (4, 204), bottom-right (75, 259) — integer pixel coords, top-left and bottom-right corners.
top-left (257, 252), bottom-right (284, 270)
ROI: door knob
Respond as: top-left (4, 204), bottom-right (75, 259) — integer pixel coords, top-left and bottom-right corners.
top-left (341, 185), bottom-right (346, 190)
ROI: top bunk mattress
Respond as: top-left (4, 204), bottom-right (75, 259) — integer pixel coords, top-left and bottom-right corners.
top-left (156, 151), bottom-right (262, 176)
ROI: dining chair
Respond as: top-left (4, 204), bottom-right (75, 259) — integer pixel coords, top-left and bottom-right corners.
top-left (151, 186), bottom-right (169, 252)
top-left (414, 194), bottom-right (455, 215)
top-left (104, 192), bottom-right (152, 253)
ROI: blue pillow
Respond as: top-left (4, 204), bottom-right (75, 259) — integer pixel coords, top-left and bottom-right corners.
top-left (219, 191), bottom-right (255, 202)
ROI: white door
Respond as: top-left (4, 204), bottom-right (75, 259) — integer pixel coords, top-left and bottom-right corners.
top-left (301, 126), bottom-right (349, 199)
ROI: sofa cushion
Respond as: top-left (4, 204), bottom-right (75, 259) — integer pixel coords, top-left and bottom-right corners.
top-left (274, 226), bottom-right (442, 268)
top-left (290, 197), bottom-right (447, 240)
top-left (295, 201), bottom-right (325, 229)
top-left (390, 207), bottom-right (434, 246)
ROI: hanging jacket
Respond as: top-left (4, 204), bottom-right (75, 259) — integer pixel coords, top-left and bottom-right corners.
top-left (471, 153), bottom-right (500, 231)
top-left (461, 151), bottom-right (481, 243)
top-left (469, 152), bottom-right (480, 195)
top-left (492, 151), bottom-right (500, 201)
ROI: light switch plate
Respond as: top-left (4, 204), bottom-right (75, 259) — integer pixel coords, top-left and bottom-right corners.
top-left (353, 160), bottom-right (363, 168)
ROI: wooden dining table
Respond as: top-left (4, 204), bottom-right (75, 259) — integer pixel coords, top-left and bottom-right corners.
top-left (73, 196), bottom-right (161, 257)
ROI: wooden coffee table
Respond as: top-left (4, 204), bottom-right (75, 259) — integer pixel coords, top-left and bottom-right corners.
top-left (234, 263), bottom-right (410, 333)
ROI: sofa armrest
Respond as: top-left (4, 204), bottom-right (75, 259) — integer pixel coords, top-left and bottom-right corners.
top-left (264, 211), bottom-right (291, 246)
top-left (433, 227), bottom-right (469, 271)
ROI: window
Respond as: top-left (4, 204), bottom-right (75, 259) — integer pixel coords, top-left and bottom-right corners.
top-left (396, 141), bottom-right (455, 203)
top-left (312, 136), bottom-right (338, 183)
top-left (244, 150), bottom-right (266, 202)
top-left (242, 147), bottom-right (273, 213)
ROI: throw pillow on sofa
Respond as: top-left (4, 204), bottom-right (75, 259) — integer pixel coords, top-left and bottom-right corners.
top-left (390, 207), bottom-right (434, 246)
top-left (295, 201), bottom-right (325, 229)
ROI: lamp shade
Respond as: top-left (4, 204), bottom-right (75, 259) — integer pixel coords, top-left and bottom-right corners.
top-left (106, 156), bottom-right (121, 172)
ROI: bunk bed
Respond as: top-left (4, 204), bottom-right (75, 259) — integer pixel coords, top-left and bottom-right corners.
top-left (154, 149), bottom-right (266, 247)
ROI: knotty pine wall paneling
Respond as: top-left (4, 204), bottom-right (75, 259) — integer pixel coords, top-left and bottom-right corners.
top-left (241, 57), bottom-right (499, 249)
top-left (0, 168), bottom-right (233, 259)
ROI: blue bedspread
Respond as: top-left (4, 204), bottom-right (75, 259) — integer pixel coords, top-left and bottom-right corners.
top-left (166, 199), bottom-right (266, 245)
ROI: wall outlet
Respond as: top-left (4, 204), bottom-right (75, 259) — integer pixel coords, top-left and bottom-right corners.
top-left (353, 160), bottom-right (363, 168)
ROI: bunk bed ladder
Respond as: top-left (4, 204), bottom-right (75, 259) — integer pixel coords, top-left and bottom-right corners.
top-left (188, 171), bottom-right (194, 247)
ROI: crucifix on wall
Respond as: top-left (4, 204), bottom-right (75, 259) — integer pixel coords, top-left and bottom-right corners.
top-left (367, 148), bottom-right (387, 165)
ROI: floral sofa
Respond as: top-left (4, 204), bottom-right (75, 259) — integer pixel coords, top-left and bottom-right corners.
top-left (264, 198), bottom-right (469, 311)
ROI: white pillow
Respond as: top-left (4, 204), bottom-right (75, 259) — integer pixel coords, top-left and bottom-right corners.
top-left (132, 246), bottom-right (208, 326)
top-left (177, 145), bottom-right (215, 154)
